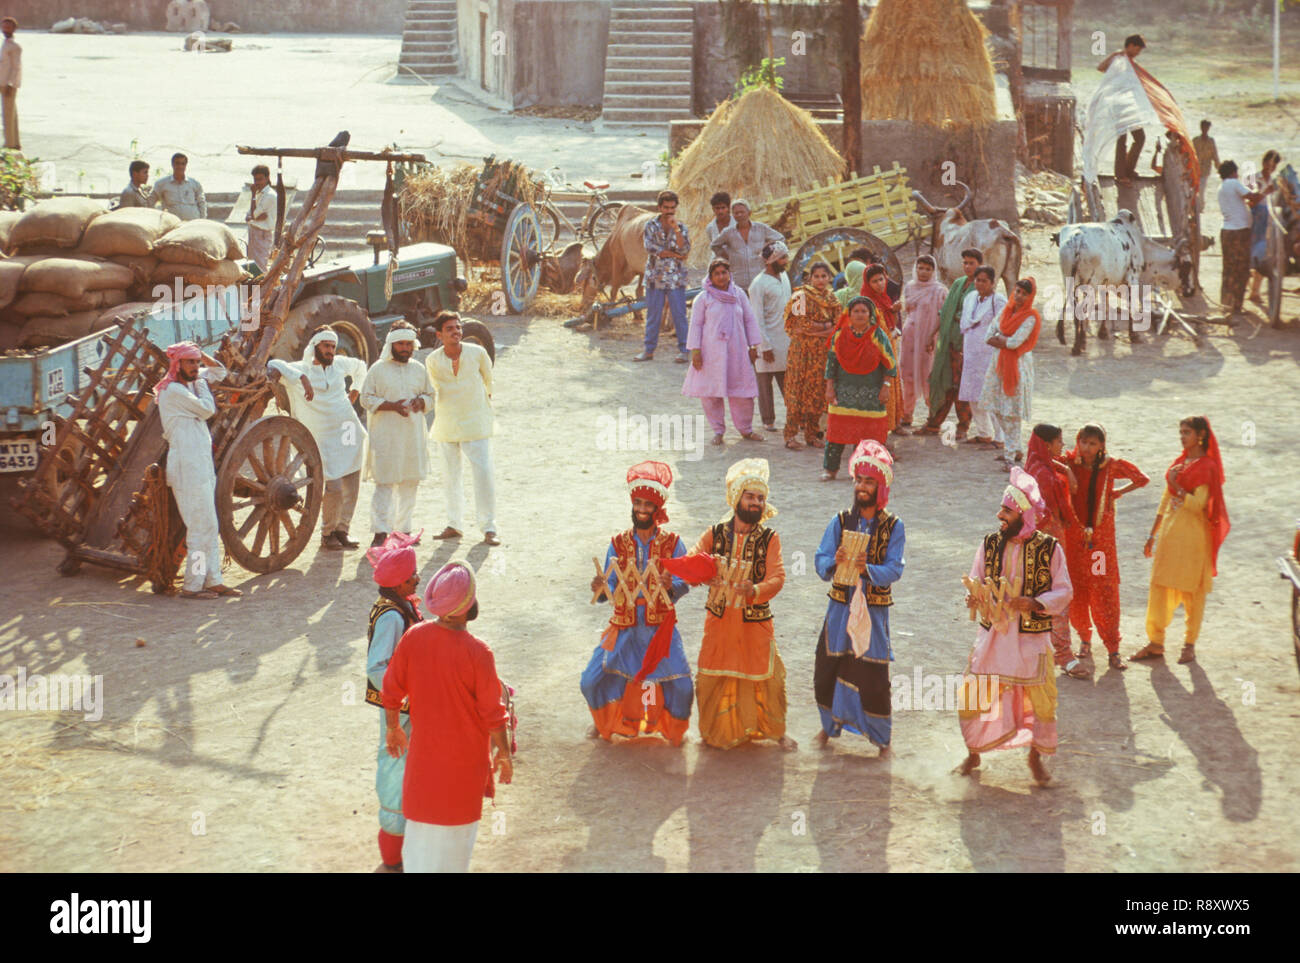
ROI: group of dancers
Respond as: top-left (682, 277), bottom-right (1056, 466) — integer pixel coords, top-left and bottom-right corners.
top-left (577, 413), bottom-right (1228, 785)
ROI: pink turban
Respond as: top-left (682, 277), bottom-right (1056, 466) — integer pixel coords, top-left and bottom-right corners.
top-left (849, 439), bottom-right (894, 508)
top-left (153, 341), bottom-right (202, 397)
top-left (366, 531), bottom-right (422, 588)
top-left (424, 560), bottom-right (476, 618)
top-left (1002, 466), bottom-right (1047, 540)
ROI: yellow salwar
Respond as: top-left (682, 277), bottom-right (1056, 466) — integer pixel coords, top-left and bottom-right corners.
top-left (692, 528), bottom-right (788, 748)
top-left (1145, 484), bottom-right (1214, 650)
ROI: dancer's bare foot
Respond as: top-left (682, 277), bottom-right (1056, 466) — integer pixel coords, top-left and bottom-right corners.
top-left (1028, 747), bottom-right (1051, 786)
top-left (610, 732), bottom-right (631, 744)
top-left (778, 735), bottom-right (799, 751)
top-left (878, 745), bottom-right (891, 758)
top-left (957, 752), bottom-right (981, 776)
top-left (813, 730), bottom-right (829, 748)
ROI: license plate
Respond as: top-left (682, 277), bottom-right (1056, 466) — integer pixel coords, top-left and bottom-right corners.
top-left (0, 438), bottom-right (39, 473)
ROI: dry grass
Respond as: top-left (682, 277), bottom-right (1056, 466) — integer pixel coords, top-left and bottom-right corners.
top-left (398, 163), bottom-right (480, 248)
top-left (860, 0), bottom-right (996, 130)
top-left (461, 270), bottom-right (585, 319)
top-left (670, 86), bottom-right (844, 267)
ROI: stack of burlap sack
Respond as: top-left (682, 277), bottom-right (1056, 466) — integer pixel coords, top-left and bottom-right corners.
top-left (0, 197), bottom-right (247, 350)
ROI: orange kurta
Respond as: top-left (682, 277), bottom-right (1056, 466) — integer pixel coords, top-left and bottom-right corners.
top-left (691, 528), bottom-right (788, 748)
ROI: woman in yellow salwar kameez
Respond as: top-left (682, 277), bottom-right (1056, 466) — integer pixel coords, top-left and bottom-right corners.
top-left (685, 459), bottom-right (797, 750)
top-left (1131, 416), bottom-right (1230, 666)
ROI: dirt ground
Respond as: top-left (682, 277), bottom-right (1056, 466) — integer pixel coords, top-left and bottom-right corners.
top-left (2, 18), bottom-right (1299, 873)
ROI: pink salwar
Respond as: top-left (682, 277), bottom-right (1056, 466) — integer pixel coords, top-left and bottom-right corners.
top-left (701, 396), bottom-right (755, 436)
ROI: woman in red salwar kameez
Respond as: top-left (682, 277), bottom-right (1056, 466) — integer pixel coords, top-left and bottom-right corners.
top-left (1062, 423), bottom-right (1149, 672)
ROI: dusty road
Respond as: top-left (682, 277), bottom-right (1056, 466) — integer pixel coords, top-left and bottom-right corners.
top-left (2, 16), bottom-right (1299, 872)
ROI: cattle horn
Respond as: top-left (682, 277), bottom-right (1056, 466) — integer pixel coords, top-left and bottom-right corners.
top-left (953, 180), bottom-right (973, 214)
top-left (911, 190), bottom-right (939, 215)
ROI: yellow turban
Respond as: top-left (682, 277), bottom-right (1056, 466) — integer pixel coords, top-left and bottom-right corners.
top-left (723, 457), bottom-right (777, 523)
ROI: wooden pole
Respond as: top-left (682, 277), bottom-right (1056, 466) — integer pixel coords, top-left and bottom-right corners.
top-left (841, 0), bottom-right (863, 178)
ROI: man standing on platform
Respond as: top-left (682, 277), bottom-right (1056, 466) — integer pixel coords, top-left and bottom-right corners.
top-left (361, 324), bottom-right (434, 546)
top-left (0, 17), bottom-right (20, 151)
top-left (268, 329), bottom-right (368, 550)
top-left (813, 440), bottom-right (905, 754)
top-left (245, 164), bottom-right (277, 269)
top-left (153, 153), bottom-right (207, 221)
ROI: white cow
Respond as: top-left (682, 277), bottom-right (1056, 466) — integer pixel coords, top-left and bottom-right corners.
top-left (911, 182), bottom-right (1022, 297)
top-left (1054, 210), bottom-right (1192, 355)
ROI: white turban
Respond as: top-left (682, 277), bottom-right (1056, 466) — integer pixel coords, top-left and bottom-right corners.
top-left (303, 328), bottom-right (338, 364)
top-left (763, 240), bottom-right (789, 265)
top-left (731, 198), bottom-right (751, 212)
top-left (384, 326), bottom-right (418, 352)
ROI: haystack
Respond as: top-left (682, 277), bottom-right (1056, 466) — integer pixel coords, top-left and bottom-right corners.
top-left (670, 85), bottom-right (844, 268)
top-left (860, 0), bottom-right (996, 130)
top-left (398, 162), bottom-right (480, 247)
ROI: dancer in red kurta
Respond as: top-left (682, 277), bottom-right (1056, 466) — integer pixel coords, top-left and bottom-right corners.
top-left (1062, 423), bottom-right (1149, 671)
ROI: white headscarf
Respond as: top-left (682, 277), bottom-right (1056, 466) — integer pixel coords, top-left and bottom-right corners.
top-left (384, 326), bottom-right (418, 355)
top-left (303, 328), bottom-right (338, 365)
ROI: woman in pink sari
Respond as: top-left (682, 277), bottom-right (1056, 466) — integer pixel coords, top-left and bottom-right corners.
top-left (683, 258), bottom-right (765, 445)
top-left (898, 254), bottom-right (947, 429)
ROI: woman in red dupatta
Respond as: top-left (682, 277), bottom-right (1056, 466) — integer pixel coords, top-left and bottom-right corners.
top-left (821, 296), bottom-right (896, 480)
top-left (1061, 423), bottom-right (1149, 672)
top-left (1025, 424), bottom-right (1090, 679)
top-left (860, 264), bottom-right (905, 432)
top-left (981, 278), bottom-right (1042, 465)
top-left (1132, 416), bottom-right (1230, 665)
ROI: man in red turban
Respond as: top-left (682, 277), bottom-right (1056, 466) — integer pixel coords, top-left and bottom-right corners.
top-left (581, 461), bottom-right (694, 745)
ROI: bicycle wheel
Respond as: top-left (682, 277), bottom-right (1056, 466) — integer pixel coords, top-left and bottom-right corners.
top-left (586, 201), bottom-right (624, 251)
top-left (537, 201), bottom-right (563, 255)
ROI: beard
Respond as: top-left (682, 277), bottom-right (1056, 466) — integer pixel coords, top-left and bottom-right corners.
top-left (314, 345), bottom-right (334, 367)
top-left (390, 345), bottom-right (413, 363)
top-left (466, 601), bottom-right (479, 622)
top-left (1000, 515), bottom-right (1025, 539)
top-left (854, 491), bottom-right (877, 510)
top-left (735, 505), bottom-right (763, 525)
top-left (177, 367), bottom-right (198, 382)
top-left (631, 508), bottom-right (656, 531)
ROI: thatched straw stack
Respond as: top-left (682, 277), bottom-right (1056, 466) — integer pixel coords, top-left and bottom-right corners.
top-left (398, 163), bottom-right (481, 247)
top-left (860, 0), bottom-right (996, 130)
top-left (670, 85), bottom-right (844, 268)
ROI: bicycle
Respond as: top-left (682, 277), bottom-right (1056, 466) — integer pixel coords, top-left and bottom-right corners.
top-left (537, 168), bottom-right (625, 253)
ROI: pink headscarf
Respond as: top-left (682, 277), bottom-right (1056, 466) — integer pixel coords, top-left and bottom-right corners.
top-left (153, 341), bottom-right (202, 397)
top-left (1002, 466), bottom-right (1047, 540)
top-left (902, 258), bottom-right (947, 328)
top-left (849, 439), bottom-right (894, 508)
top-left (424, 560), bottom-right (476, 618)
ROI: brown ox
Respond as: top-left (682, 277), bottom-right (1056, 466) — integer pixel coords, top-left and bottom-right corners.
top-left (575, 204), bottom-right (655, 308)
top-left (912, 182), bottom-right (1023, 298)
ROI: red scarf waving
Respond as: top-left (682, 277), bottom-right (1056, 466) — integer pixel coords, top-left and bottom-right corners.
top-left (829, 300), bottom-right (885, 375)
top-left (995, 278), bottom-right (1042, 398)
top-left (859, 273), bottom-right (898, 332)
top-left (1168, 423), bottom-right (1230, 576)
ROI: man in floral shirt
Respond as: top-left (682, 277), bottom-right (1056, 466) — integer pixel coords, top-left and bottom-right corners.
top-left (634, 190), bottom-right (692, 364)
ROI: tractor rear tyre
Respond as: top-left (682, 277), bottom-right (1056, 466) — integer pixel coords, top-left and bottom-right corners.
top-left (273, 294), bottom-right (380, 366)
top-left (461, 320), bottom-right (496, 365)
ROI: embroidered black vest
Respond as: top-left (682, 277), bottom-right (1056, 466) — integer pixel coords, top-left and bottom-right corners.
top-left (366, 595), bottom-right (419, 711)
top-left (828, 509), bottom-right (897, 607)
top-left (704, 521), bottom-right (775, 622)
top-left (980, 530), bottom-right (1056, 633)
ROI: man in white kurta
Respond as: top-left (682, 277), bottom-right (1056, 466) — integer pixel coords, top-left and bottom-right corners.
top-left (268, 328), bottom-right (368, 549)
top-left (156, 342), bottom-right (239, 599)
top-left (978, 279), bottom-right (1041, 467)
top-left (747, 242), bottom-right (792, 432)
top-left (957, 268), bottom-right (1007, 446)
top-left (245, 165), bottom-right (278, 269)
top-left (361, 326), bottom-right (434, 545)
top-left (425, 313), bottom-right (498, 545)
top-left (0, 18), bottom-right (21, 151)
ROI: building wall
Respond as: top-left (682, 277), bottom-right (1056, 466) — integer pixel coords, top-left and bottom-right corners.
top-left (4, 0), bottom-right (405, 31)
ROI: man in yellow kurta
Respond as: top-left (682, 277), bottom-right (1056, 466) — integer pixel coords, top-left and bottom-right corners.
top-left (690, 459), bottom-right (797, 750)
top-left (361, 325), bottom-right (435, 546)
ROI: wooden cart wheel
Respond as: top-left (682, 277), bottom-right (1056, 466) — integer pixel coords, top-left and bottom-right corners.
top-left (790, 228), bottom-right (903, 289)
top-left (500, 202), bottom-right (542, 314)
top-left (216, 415), bottom-right (324, 573)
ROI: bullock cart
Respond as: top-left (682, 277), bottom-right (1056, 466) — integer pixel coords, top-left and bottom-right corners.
top-left (14, 139), bottom-right (425, 592)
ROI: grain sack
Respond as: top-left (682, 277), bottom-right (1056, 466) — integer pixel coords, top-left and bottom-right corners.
top-left (0, 211), bottom-right (21, 252)
top-left (0, 255), bottom-right (41, 309)
top-left (95, 300), bottom-right (156, 333)
top-left (20, 257), bottom-right (136, 299)
top-left (108, 253), bottom-right (160, 287)
top-left (10, 289), bottom-right (111, 317)
top-left (153, 219), bottom-right (243, 268)
top-left (10, 197), bottom-right (108, 250)
top-left (17, 310), bottom-right (102, 348)
top-left (79, 208), bottom-right (182, 257)
top-left (152, 258), bottom-right (246, 287)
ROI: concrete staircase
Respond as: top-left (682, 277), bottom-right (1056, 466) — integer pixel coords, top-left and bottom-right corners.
top-left (397, 0), bottom-right (459, 81)
top-left (207, 190), bottom-right (387, 260)
top-left (601, 1), bottom-right (695, 128)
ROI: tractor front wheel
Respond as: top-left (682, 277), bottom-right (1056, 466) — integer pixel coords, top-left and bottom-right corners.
top-left (274, 294), bottom-right (380, 366)
top-left (461, 320), bottom-right (496, 365)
